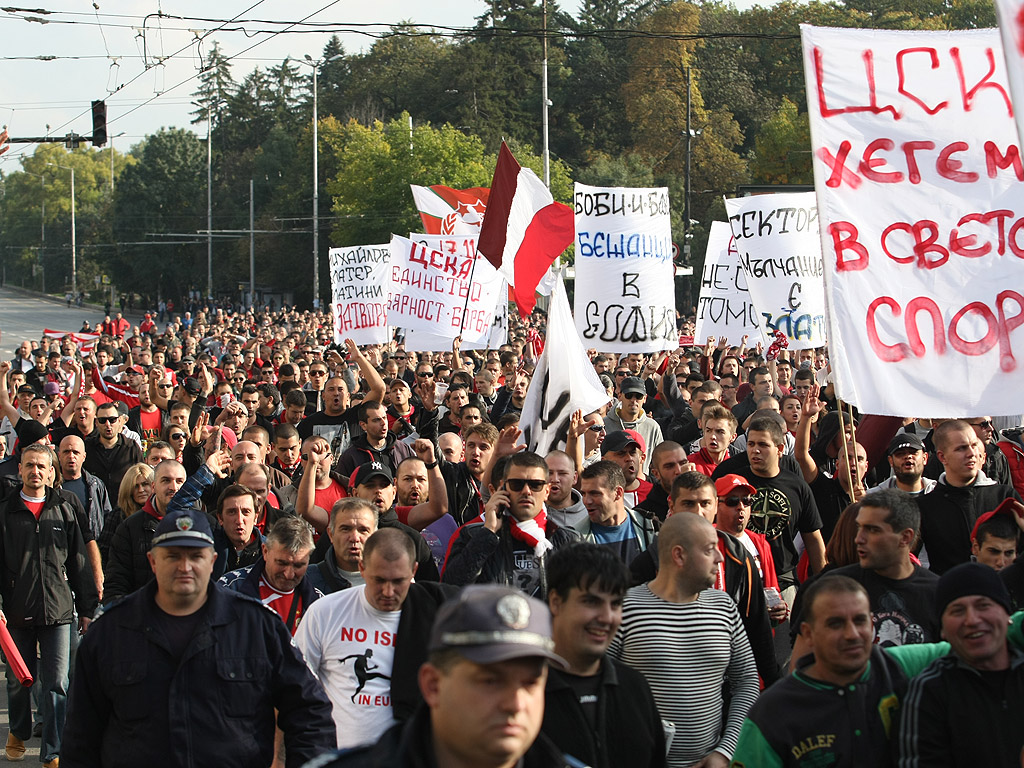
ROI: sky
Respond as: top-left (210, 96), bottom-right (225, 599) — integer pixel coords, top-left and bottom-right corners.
top-left (0, 0), bottom-right (766, 170)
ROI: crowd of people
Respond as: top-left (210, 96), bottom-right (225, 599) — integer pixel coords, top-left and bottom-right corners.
top-left (0, 302), bottom-right (1021, 768)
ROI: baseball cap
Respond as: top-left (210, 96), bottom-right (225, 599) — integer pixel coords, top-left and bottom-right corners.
top-left (17, 385), bottom-right (36, 396)
top-left (935, 561), bottom-right (1012, 616)
top-left (887, 432), bottom-right (925, 456)
top-left (601, 428), bottom-right (646, 455)
top-left (180, 355), bottom-right (195, 364)
top-left (182, 377), bottom-right (202, 396)
top-left (428, 585), bottom-right (566, 668)
top-left (389, 378), bottom-right (411, 391)
top-left (150, 509), bottom-right (215, 549)
top-left (970, 498), bottom-right (1020, 542)
top-left (43, 382), bottom-right (61, 396)
top-left (350, 461), bottom-right (393, 488)
top-left (715, 474), bottom-right (756, 497)
top-left (619, 376), bottom-right (646, 396)
top-left (125, 365), bottom-right (144, 376)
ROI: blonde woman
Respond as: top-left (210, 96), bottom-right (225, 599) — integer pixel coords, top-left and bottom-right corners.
top-left (97, 463), bottom-right (154, 564)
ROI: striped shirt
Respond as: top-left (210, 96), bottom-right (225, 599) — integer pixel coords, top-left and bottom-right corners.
top-left (609, 584), bottom-right (759, 766)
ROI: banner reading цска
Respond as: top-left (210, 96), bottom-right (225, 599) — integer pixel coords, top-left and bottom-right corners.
top-left (802, 25), bottom-right (1024, 417)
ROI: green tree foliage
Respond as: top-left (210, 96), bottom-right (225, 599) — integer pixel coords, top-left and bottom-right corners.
top-left (749, 97), bottom-right (812, 185)
top-left (322, 114), bottom-right (572, 247)
top-left (111, 129), bottom-right (206, 300)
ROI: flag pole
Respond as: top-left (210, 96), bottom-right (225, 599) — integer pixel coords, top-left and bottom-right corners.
top-left (458, 250), bottom-right (481, 336)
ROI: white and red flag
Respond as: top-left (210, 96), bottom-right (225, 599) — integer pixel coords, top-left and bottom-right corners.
top-left (477, 142), bottom-right (574, 318)
top-left (409, 184), bottom-right (489, 235)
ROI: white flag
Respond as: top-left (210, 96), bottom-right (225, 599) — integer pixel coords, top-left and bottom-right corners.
top-left (519, 277), bottom-right (610, 455)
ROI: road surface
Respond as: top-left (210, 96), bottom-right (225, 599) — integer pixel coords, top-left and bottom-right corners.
top-left (0, 285), bottom-right (149, 360)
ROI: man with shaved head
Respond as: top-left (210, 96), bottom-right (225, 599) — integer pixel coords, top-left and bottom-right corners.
top-left (58, 435), bottom-right (108, 597)
top-left (610, 511), bottom-right (759, 768)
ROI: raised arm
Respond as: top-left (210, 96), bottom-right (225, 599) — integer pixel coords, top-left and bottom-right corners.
top-left (403, 439), bottom-right (449, 530)
top-left (295, 441), bottom-right (331, 534)
top-left (0, 362), bottom-right (20, 427)
top-left (346, 338), bottom-right (386, 404)
top-left (794, 384), bottom-right (823, 485)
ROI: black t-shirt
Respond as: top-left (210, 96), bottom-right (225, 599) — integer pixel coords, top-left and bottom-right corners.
top-left (152, 602), bottom-right (209, 659)
top-left (560, 670), bottom-right (602, 731)
top-left (297, 408), bottom-right (360, 466)
top-left (809, 473), bottom-right (851, 544)
top-left (792, 564), bottom-right (940, 646)
top-left (735, 467), bottom-right (822, 587)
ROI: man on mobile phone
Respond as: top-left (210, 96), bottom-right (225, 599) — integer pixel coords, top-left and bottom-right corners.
top-left (442, 452), bottom-right (580, 597)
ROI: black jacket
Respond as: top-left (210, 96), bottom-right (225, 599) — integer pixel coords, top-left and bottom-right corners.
top-left (218, 559), bottom-right (321, 635)
top-left (917, 473), bottom-right (1020, 574)
top-left (306, 703), bottom-right (580, 768)
top-left (62, 581), bottom-right (336, 768)
top-left (542, 658), bottom-right (666, 768)
top-left (442, 516), bottom-right (580, 596)
top-left (0, 485), bottom-right (98, 627)
top-left (102, 503), bottom-right (161, 604)
top-left (337, 432), bottom-right (414, 481)
top-left (83, 434), bottom-right (143, 500)
top-left (630, 530), bottom-right (780, 684)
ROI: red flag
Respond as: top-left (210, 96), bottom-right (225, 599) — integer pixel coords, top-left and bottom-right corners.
top-left (409, 185), bottom-right (489, 235)
top-left (0, 622), bottom-right (31, 687)
top-left (477, 143), bottom-right (574, 317)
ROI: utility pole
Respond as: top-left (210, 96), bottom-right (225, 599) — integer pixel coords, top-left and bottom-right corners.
top-left (541, 0), bottom-right (550, 188)
top-left (207, 103), bottom-right (213, 300)
top-left (249, 178), bottom-right (255, 310)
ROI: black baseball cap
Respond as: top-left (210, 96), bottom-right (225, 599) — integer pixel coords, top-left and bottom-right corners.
top-left (887, 433), bottom-right (925, 456)
top-left (619, 376), bottom-right (646, 396)
top-left (350, 461), bottom-right (393, 488)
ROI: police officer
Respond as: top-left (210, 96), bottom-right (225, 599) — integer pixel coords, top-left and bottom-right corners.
top-left (62, 508), bottom-right (335, 767)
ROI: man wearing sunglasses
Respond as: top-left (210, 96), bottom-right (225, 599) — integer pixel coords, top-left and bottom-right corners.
top-left (605, 377), bottom-right (662, 476)
top-left (443, 452), bottom-right (580, 598)
top-left (84, 402), bottom-right (143, 501)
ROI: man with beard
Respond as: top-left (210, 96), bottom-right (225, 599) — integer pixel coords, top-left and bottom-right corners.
top-left (337, 400), bottom-right (414, 479)
top-left (638, 440), bottom-right (695, 523)
top-left (870, 433), bottom-right (935, 496)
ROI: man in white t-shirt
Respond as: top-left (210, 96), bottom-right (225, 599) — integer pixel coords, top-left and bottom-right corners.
top-left (294, 528), bottom-right (455, 748)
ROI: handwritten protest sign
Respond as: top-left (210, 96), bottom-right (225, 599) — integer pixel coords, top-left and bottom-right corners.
top-left (694, 221), bottom-right (768, 347)
top-left (802, 25), bottom-right (1024, 416)
top-left (403, 234), bottom-right (508, 351)
top-left (388, 234), bottom-right (503, 344)
top-left (329, 244), bottom-right (391, 346)
top-left (724, 192), bottom-right (826, 351)
top-left (572, 184), bottom-right (677, 353)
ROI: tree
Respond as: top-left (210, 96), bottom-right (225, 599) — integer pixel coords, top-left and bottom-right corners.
top-left (111, 129), bottom-right (206, 299)
top-left (190, 41), bottom-right (235, 129)
top-left (322, 114), bottom-right (573, 247)
top-left (749, 97), bottom-right (812, 185)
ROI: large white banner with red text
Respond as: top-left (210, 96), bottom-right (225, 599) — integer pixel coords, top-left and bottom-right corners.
top-left (995, 0), bottom-right (1024, 148)
top-left (388, 234), bottom-right (504, 344)
top-left (402, 234), bottom-right (508, 352)
top-left (802, 25), bottom-right (1024, 417)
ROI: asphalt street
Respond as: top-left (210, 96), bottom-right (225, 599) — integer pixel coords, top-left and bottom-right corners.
top-left (0, 285), bottom-right (149, 361)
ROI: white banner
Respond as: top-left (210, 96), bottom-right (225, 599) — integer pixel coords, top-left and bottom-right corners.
top-left (572, 184), bottom-right (677, 353)
top-left (723, 192), bottom-right (826, 351)
top-left (387, 234), bottom-right (504, 344)
top-left (803, 25), bottom-right (1024, 417)
top-left (402, 234), bottom-right (508, 352)
top-left (520, 276), bottom-right (610, 454)
top-left (694, 221), bottom-right (768, 347)
top-left (329, 244), bottom-right (391, 346)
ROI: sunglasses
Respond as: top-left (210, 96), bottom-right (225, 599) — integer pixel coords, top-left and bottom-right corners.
top-left (157, 383), bottom-right (174, 389)
top-left (588, 424), bottom-right (607, 433)
top-left (970, 420), bottom-right (994, 429)
top-left (719, 496), bottom-right (755, 507)
top-left (614, 371), bottom-right (628, 377)
top-left (169, 433), bottom-right (187, 440)
top-left (622, 393), bottom-right (645, 400)
top-left (96, 416), bottom-right (119, 424)
top-left (505, 478), bottom-right (548, 492)
top-left (309, 370), bottom-right (328, 376)
top-left (394, 356), bottom-right (407, 360)
top-left (417, 372), bottom-right (434, 378)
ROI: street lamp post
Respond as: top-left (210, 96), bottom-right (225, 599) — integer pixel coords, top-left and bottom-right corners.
top-left (302, 53), bottom-right (342, 310)
top-left (47, 162), bottom-right (75, 298)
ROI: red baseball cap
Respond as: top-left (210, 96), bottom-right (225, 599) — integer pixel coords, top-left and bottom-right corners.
top-left (715, 474), bottom-right (756, 497)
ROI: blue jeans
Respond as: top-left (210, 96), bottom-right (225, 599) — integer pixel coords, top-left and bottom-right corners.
top-left (6, 624), bottom-right (70, 763)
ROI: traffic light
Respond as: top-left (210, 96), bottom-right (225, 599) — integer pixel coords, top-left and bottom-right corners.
top-left (91, 100), bottom-right (107, 147)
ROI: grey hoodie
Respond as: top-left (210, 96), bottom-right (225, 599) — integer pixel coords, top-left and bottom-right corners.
top-left (547, 488), bottom-right (589, 532)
